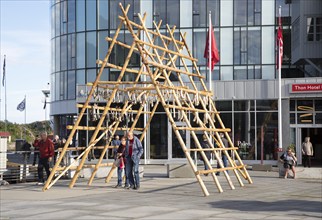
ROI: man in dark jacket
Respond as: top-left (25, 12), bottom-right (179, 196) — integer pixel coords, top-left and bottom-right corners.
top-left (200, 135), bottom-right (211, 176)
top-left (216, 133), bottom-right (229, 176)
top-left (36, 132), bottom-right (55, 185)
top-left (125, 131), bottom-right (143, 190)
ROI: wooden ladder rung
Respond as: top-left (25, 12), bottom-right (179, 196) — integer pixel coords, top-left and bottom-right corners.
top-left (175, 127), bottom-right (231, 132)
top-left (196, 165), bottom-right (246, 175)
top-left (66, 125), bottom-right (144, 131)
top-left (186, 147), bottom-right (238, 152)
top-left (164, 104), bottom-right (219, 113)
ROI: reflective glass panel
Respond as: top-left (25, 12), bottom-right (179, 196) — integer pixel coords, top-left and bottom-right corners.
top-left (76, 33), bottom-right (85, 69)
top-left (86, 0), bottom-right (96, 31)
top-left (67, 0), bottom-right (75, 33)
top-left (86, 31), bottom-right (97, 68)
top-left (68, 71), bottom-right (76, 99)
top-left (98, 0), bottom-right (108, 29)
top-left (76, 0), bottom-right (85, 31)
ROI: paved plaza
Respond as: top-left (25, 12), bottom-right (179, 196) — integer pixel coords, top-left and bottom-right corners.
top-left (1, 167), bottom-right (321, 219)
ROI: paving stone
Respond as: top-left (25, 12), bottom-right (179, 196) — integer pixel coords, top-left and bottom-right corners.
top-left (0, 168), bottom-right (321, 219)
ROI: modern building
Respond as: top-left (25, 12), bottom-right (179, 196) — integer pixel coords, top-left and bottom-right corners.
top-left (50, 0), bottom-right (322, 165)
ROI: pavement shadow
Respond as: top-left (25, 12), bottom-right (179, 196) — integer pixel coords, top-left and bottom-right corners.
top-left (209, 199), bottom-right (322, 214)
top-left (140, 181), bottom-right (196, 194)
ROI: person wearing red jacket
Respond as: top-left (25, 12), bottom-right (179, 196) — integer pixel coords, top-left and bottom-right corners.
top-left (36, 132), bottom-right (55, 185)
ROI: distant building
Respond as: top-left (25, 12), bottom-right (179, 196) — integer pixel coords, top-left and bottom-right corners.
top-left (50, 0), bottom-right (322, 165)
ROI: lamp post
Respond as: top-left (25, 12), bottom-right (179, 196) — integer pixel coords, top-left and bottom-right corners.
top-left (42, 83), bottom-right (50, 122)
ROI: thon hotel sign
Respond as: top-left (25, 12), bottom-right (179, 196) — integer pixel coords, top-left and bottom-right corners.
top-left (290, 83), bottom-right (322, 93)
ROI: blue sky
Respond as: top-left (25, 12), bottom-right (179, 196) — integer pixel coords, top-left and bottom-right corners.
top-left (0, 0), bottom-right (51, 124)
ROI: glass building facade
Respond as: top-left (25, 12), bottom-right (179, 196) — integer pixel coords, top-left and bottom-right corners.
top-left (50, 0), bottom-right (322, 164)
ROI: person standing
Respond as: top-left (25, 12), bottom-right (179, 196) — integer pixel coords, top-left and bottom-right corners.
top-left (280, 147), bottom-right (297, 179)
top-left (302, 137), bottom-right (314, 168)
top-left (114, 136), bottom-right (128, 188)
top-left (110, 135), bottom-right (121, 159)
top-left (125, 131), bottom-right (143, 190)
top-left (53, 135), bottom-right (61, 164)
top-left (216, 133), bottom-right (228, 176)
top-left (37, 132), bottom-right (55, 185)
top-left (32, 135), bottom-right (40, 166)
top-left (200, 135), bottom-right (211, 176)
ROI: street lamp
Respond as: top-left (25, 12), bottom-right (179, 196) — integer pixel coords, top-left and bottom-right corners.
top-left (42, 83), bottom-right (50, 121)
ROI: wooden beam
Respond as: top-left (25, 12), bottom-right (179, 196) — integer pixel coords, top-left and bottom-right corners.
top-left (117, 15), bottom-right (185, 46)
top-left (145, 60), bottom-right (204, 78)
top-left (66, 125), bottom-right (144, 131)
top-left (186, 147), bottom-right (238, 152)
top-left (175, 127), bottom-right (231, 132)
top-left (164, 104), bottom-right (219, 113)
top-left (196, 165), bottom-right (246, 175)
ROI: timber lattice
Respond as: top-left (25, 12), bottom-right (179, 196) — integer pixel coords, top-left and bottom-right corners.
top-left (43, 3), bottom-right (252, 196)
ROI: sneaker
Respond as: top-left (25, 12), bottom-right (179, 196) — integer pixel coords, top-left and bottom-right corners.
top-left (215, 172), bottom-right (220, 176)
top-left (114, 184), bottom-right (122, 188)
top-left (125, 185), bottom-right (131, 189)
top-left (36, 182), bottom-right (44, 186)
top-left (134, 185), bottom-right (140, 190)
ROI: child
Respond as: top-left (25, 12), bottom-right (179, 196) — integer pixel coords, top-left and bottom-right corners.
top-left (114, 137), bottom-right (128, 188)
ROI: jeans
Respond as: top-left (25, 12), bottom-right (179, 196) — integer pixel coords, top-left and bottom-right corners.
top-left (216, 154), bottom-right (228, 175)
top-left (302, 155), bottom-right (312, 168)
top-left (38, 158), bottom-right (51, 183)
top-left (117, 167), bottom-right (128, 186)
top-left (125, 157), bottom-right (140, 187)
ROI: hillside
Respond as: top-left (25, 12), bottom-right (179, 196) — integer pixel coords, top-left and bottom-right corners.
top-left (0, 120), bottom-right (53, 143)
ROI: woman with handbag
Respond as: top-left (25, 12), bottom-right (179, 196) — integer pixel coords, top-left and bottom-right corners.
top-left (280, 147), bottom-right (297, 179)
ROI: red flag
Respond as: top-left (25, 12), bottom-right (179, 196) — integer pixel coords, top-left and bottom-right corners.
top-left (204, 21), bottom-right (219, 71)
top-left (276, 12), bottom-right (283, 69)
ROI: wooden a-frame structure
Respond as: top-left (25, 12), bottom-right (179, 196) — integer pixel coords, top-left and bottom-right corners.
top-left (43, 3), bottom-right (252, 196)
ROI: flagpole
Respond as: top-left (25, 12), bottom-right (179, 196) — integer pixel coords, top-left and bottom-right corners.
top-left (278, 6), bottom-right (282, 150)
top-left (4, 55), bottom-right (7, 131)
top-left (0, 55), bottom-right (2, 125)
top-left (24, 95), bottom-right (27, 139)
top-left (208, 11), bottom-right (213, 159)
top-left (208, 11), bottom-right (212, 92)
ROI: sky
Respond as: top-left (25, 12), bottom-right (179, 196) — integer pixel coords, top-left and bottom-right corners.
top-left (0, 0), bottom-right (51, 124)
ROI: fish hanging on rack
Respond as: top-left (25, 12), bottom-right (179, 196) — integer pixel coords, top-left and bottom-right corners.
top-left (193, 111), bottom-right (199, 122)
top-left (172, 105), bottom-right (176, 119)
top-left (132, 93), bottom-right (137, 104)
top-left (103, 90), bottom-right (109, 100)
top-left (111, 110), bottom-right (115, 120)
top-left (165, 90), bottom-right (170, 102)
top-left (143, 93), bottom-right (148, 104)
top-left (203, 112), bottom-right (210, 124)
top-left (180, 89), bottom-right (185, 101)
top-left (131, 109), bottom-right (134, 122)
top-left (150, 96), bottom-right (154, 107)
top-left (203, 96), bottom-right (208, 106)
top-left (185, 92), bottom-right (190, 101)
top-left (116, 91), bottom-right (121, 103)
top-left (107, 110), bottom-right (110, 122)
top-left (180, 110), bottom-right (185, 121)
top-left (193, 93), bottom-right (200, 106)
top-left (93, 104), bottom-right (100, 120)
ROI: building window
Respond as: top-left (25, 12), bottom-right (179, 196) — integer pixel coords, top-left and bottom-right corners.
top-left (307, 17), bottom-right (322, 42)
top-left (153, 0), bottom-right (179, 28)
top-left (234, 28), bottom-right (261, 66)
top-left (234, 0), bottom-right (261, 26)
top-left (193, 0), bottom-right (220, 27)
top-left (67, 0), bottom-right (75, 33)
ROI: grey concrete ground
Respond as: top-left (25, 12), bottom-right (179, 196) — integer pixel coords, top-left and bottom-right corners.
top-left (1, 166), bottom-right (321, 220)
